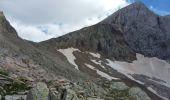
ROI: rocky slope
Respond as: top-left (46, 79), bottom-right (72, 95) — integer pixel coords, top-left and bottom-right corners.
top-left (102, 2), bottom-right (170, 61)
top-left (0, 11), bottom-right (88, 82)
top-left (0, 2), bottom-right (170, 100)
top-left (39, 24), bottom-right (136, 62)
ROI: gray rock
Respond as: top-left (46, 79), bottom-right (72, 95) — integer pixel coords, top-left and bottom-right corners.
top-left (26, 82), bottom-right (49, 100)
top-left (87, 97), bottom-right (104, 100)
top-left (128, 87), bottom-right (151, 100)
top-left (110, 82), bottom-right (129, 90)
top-left (63, 89), bottom-right (79, 100)
top-left (49, 88), bottom-right (61, 100)
top-left (5, 95), bottom-right (27, 100)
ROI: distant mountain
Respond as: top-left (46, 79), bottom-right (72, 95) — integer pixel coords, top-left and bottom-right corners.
top-left (0, 2), bottom-right (170, 100)
top-left (102, 2), bottom-right (170, 61)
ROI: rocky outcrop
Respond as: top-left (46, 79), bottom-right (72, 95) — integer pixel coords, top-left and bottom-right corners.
top-left (110, 82), bottom-right (129, 90)
top-left (102, 2), bottom-right (170, 61)
top-left (27, 82), bottom-right (49, 100)
top-left (0, 12), bottom-right (17, 36)
top-left (25, 80), bottom-right (152, 100)
top-left (129, 87), bottom-right (151, 100)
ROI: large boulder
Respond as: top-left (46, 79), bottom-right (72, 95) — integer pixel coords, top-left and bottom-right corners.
top-left (5, 95), bottom-right (27, 100)
top-left (63, 89), bottom-right (79, 100)
top-left (49, 88), bottom-right (61, 100)
top-left (128, 87), bottom-right (151, 100)
top-left (110, 82), bottom-right (129, 90)
top-left (26, 82), bottom-right (49, 100)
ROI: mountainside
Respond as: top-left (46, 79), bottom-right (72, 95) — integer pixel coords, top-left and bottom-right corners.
top-left (39, 24), bottom-right (136, 62)
top-left (36, 2), bottom-right (170, 100)
top-left (0, 2), bottom-right (170, 100)
top-left (102, 2), bottom-right (170, 61)
top-left (0, 11), bottom-right (88, 82)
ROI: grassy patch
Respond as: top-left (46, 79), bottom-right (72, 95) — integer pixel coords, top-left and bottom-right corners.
top-left (3, 81), bottom-right (31, 95)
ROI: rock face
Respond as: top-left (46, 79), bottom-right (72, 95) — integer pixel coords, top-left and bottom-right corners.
top-left (102, 2), bottom-right (170, 60)
top-left (63, 89), bottom-right (79, 100)
top-left (40, 23), bottom-right (136, 62)
top-left (0, 12), bottom-right (17, 36)
top-left (27, 82), bottom-right (49, 100)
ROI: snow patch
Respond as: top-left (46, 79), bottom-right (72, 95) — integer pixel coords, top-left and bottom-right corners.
top-left (58, 48), bottom-right (80, 70)
top-left (91, 59), bottom-right (105, 69)
top-left (106, 53), bottom-right (170, 87)
top-left (89, 52), bottom-right (101, 58)
top-left (85, 63), bottom-right (119, 80)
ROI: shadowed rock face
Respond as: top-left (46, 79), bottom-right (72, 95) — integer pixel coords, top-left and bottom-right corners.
top-left (102, 2), bottom-right (170, 60)
top-left (49, 24), bottom-right (136, 62)
top-left (0, 12), bottom-right (17, 37)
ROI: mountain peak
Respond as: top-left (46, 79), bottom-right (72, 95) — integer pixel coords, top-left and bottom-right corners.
top-left (101, 2), bottom-right (156, 30)
top-left (130, 1), bottom-right (146, 8)
top-left (125, 2), bottom-right (151, 13)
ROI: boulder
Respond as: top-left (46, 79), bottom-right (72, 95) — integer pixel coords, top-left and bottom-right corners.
top-left (49, 88), bottom-right (61, 100)
top-left (110, 82), bottom-right (129, 90)
top-left (87, 97), bottom-right (104, 100)
top-left (128, 87), bottom-right (151, 100)
top-left (5, 95), bottom-right (27, 100)
top-left (63, 89), bottom-right (79, 100)
top-left (26, 82), bottom-right (49, 100)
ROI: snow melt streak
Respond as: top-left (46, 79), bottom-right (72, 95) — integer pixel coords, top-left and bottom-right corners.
top-left (58, 48), bottom-right (79, 70)
top-left (85, 63), bottom-right (119, 80)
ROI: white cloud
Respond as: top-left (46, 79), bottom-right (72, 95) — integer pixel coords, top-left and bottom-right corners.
top-left (0, 0), bottom-right (129, 42)
top-left (150, 6), bottom-right (170, 16)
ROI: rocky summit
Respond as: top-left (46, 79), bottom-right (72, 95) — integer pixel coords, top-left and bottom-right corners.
top-left (0, 2), bottom-right (170, 100)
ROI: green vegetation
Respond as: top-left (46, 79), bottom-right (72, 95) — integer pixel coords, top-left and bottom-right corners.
top-left (0, 68), bottom-right (9, 76)
top-left (3, 81), bottom-right (31, 95)
top-left (105, 89), bottom-right (135, 100)
top-left (0, 69), bottom-right (31, 95)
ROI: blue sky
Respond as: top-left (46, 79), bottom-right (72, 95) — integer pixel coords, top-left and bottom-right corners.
top-left (131, 0), bottom-right (170, 15)
top-left (0, 0), bottom-right (169, 42)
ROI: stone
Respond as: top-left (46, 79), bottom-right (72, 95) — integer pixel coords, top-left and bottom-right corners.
top-left (49, 88), bottom-right (61, 100)
top-left (110, 82), bottom-right (129, 90)
top-left (26, 82), bottom-right (49, 100)
top-left (63, 89), bottom-right (79, 100)
top-left (5, 95), bottom-right (27, 100)
top-left (87, 97), bottom-right (104, 100)
top-left (128, 87), bottom-right (151, 100)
